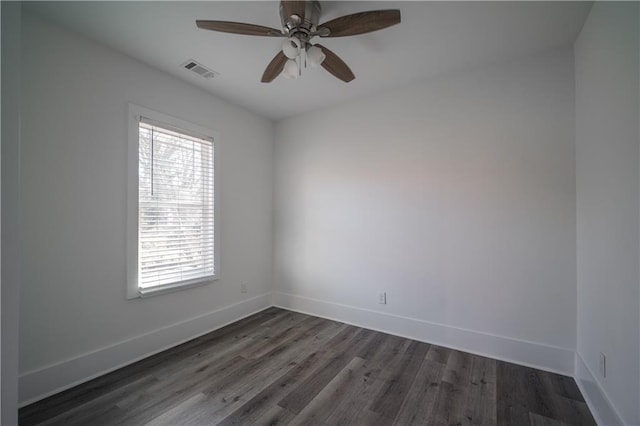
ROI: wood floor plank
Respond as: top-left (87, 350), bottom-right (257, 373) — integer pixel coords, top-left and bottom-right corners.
top-left (370, 340), bottom-right (431, 420)
top-left (354, 328), bottom-right (387, 360)
top-left (276, 327), bottom-right (374, 414)
top-left (497, 400), bottom-right (531, 426)
top-left (367, 334), bottom-right (413, 381)
top-left (142, 392), bottom-right (207, 426)
top-left (393, 358), bottom-right (445, 426)
top-left (20, 308), bottom-right (596, 426)
top-left (529, 412), bottom-right (569, 426)
top-left (550, 395), bottom-right (596, 426)
top-left (441, 349), bottom-right (474, 387)
top-left (539, 370), bottom-right (587, 403)
top-left (434, 349), bottom-right (475, 425)
top-left (257, 309), bottom-right (307, 329)
top-left (426, 343), bottom-right (452, 365)
top-left (464, 355), bottom-right (497, 425)
top-left (523, 367), bottom-right (562, 419)
top-left (497, 361), bottom-right (539, 426)
top-left (359, 408), bottom-right (389, 426)
top-left (288, 356), bottom-right (366, 425)
top-left (323, 334), bottom-right (411, 425)
top-left (217, 349), bottom-right (336, 426)
top-left (253, 404), bottom-right (296, 426)
top-left (429, 380), bottom-right (458, 425)
top-left (239, 314), bottom-right (313, 359)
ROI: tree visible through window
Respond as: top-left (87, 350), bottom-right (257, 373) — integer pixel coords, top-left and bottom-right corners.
top-left (136, 118), bottom-right (215, 291)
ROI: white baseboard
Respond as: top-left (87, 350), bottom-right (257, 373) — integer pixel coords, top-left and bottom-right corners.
top-left (19, 294), bottom-right (271, 406)
top-left (574, 352), bottom-right (625, 426)
top-left (274, 292), bottom-right (575, 376)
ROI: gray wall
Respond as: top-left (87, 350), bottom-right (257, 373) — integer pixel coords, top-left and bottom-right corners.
top-left (2, 2), bottom-right (22, 424)
top-left (574, 2), bottom-right (640, 425)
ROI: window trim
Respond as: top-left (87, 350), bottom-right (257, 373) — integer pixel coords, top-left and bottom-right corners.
top-left (126, 103), bottom-right (220, 299)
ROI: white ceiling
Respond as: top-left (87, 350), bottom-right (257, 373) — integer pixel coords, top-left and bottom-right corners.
top-left (26, 1), bottom-right (592, 120)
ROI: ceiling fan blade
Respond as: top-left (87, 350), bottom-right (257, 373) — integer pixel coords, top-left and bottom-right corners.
top-left (196, 20), bottom-right (283, 37)
top-left (318, 10), bottom-right (401, 37)
top-left (281, 0), bottom-right (306, 20)
top-left (316, 44), bottom-right (355, 83)
top-left (261, 51), bottom-right (288, 83)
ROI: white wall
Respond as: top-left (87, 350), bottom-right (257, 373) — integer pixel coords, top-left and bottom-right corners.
top-left (2, 3), bottom-right (22, 424)
top-left (274, 49), bottom-right (577, 373)
top-left (19, 13), bottom-right (274, 403)
top-left (574, 3), bottom-right (640, 425)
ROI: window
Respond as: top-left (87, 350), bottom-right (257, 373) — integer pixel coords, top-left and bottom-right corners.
top-left (127, 104), bottom-right (218, 298)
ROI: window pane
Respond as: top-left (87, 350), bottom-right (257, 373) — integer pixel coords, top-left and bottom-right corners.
top-left (138, 122), bottom-right (214, 289)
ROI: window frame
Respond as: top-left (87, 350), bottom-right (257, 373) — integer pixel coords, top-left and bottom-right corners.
top-left (126, 103), bottom-right (220, 299)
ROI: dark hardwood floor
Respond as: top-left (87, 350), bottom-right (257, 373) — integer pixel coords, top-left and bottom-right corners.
top-left (19, 308), bottom-right (595, 425)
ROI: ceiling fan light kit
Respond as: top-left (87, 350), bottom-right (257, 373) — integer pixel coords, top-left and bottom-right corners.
top-left (280, 38), bottom-right (326, 79)
top-left (196, 0), bottom-right (401, 83)
top-left (306, 45), bottom-right (326, 68)
top-left (283, 58), bottom-right (300, 79)
top-left (282, 37), bottom-right (302, 59)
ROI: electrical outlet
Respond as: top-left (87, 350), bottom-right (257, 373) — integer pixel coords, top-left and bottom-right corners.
top-left (241, 283), bottom-right (248, 294)
top-left (377, 291), bottom-right (387, 304)
top-left (599, 352), bottom-right (606, 378)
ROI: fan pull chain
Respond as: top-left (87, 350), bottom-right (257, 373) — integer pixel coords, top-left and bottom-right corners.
top-left (300, 48), bottom-right (308, 76)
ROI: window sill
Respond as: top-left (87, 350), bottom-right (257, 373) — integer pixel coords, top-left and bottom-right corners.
top-left (136, 275), bottom-right (218, 298)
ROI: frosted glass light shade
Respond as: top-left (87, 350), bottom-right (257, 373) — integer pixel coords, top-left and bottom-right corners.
top-left (283, 59), bottom-right (299, 79)
top-left (307, 45), bottom-right (326, 67)
top-left (282, 37), bottom-right (302, 59)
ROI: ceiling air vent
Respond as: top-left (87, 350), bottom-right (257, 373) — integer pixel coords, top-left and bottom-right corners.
top-left (181, 59), bottom-right (218, 79)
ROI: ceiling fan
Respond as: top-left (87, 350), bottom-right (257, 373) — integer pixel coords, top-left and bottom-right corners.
top-left (196, 1), bottom-right (401, 83)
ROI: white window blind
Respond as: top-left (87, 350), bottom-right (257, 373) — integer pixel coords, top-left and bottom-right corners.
top-left (137, 117), bottom-right (215, 290)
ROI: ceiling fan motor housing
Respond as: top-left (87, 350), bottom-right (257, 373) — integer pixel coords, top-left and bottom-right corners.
top-left (279, 0), bottom-right (321, 37)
